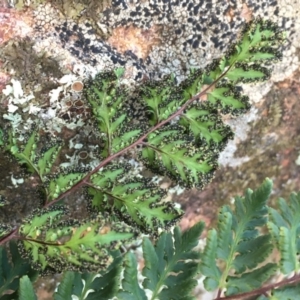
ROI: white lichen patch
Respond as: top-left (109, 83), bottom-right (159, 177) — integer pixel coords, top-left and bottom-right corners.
top-left (11, 175), bottom-right (24, 187)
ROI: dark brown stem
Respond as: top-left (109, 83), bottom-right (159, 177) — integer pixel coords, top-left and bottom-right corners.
top-left (0, 228), bottom-right (18, 245)
top-left (214, 273), bottom-right (300, 300)
top-left (15, 236), bottom-right (65, 247)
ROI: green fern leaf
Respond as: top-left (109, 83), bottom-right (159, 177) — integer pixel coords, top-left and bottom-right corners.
top-left (37, 143), bottom-right (62, 177)
top-left (54, 252), bottom-right (122, 300)
top-left (179, 69), bottom-right (204, 101)
top-left (0, 127), bottom-right (4, 146)
top-left (268, 193), bottom-right (300, 274)
top-left (140, 124), bottom-right (217, 188)
top-left (18, 206), bottom-right (133, 273)
top-left (179, 101), bottom-right (233, 145)
top-left (5, 128), bottom-right (62, 181)
top-left (200, 229), bottom-right (221, 291)
top-left (85, 70), bottom-right (144, 157)
top-left (223, 19), bottom-right (284, 81)
top-left (54, 271), bottom-right (75, 300)
top-left (6, 129), bottom-right (38, 174)
top-left (200, 178), bottom-right (275, 295)
top-left (207, 82), bottom-right (251, 114)
top-left (142, 222), bottom-right (204, 300)
top-left (226, 263), bottom-right (277, 295)
top-left (0, 243), bottom-right (37, 297)
top-left (89, 163), bottom-right (182, 233)
top-left (46, 169), bottom-right (88, 201)
top-left (266, 284), bottom-right (300, 300)
top-left (118, 252), bottom-right (147, 300)
top-left (18, 275), bottom-right (37, 300)
top-left (138, 74), bottom-right (185, 125)
top-left (225, 64), bottom-right (270, 83)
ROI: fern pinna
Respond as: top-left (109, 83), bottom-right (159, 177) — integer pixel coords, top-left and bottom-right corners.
top-left (0, 18), bottom-right (296, 299)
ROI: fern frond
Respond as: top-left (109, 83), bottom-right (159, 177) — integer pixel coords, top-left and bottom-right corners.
top-left (85, 69), bottom-right (146, 157)
top-left (37, 142), bottom-right (62, 178)
top-left (0, 243), bottom-right (37, 297)
top-left (88, 162), bottom-right (182, 233)
top-left (5, 128), bottom-right (63, 180)
top-left (210, 18), bottom-right (284, 85)
top-left (0, 127), bottom-right (4, 146)
top-left (18, 275), bottom-right (37, 300)
top-left (200, 229), bottom-right (221, 290)
top-left (6, 129), bottom-right (39, 174)
top-left (141, 222), bottom-right (204, 300)
top-left (18, 206), bottom-right (133, 273)
top-left (264, 284), bottom-right (300, 300)
top-left (226, 263), bottom-right (277, 295)
top-left (118, 251), bottom-right (147, 300)
top-left (207, 81), bottom-right (251, 115)
top-left (138, 74), bottom-right (185, 125)
top-left (140, 124), bottom-right (217, 188)
top-left (268, 192), bottom-right (300, 274)
top-left (179, 101), bottom-right (234, 147)
top-left (54, 253), bottom-right (123, 300)
top-left (53, 271), bottom-right (74, 300)
top-left (200, 178), bottom-right (276, 295)
top-left (45, 166), bottom-right (89, 201)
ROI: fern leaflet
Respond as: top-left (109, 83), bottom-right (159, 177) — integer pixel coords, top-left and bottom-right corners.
top-left (18, 275), bottom-right (37, 300)
top-left (88, 162), bottom-right (182, 233)
top-left (54, 253), bottom-right (123, 300)
top-left (0, 243), bottom-right (37, 298)
top-left (268, 192), bottom-right (300, 274)
top-left (200, 178), bottom-right (276, 296)
top-left (84, 69), bottom-right (145, 157)
top-left (141, 222), bottom-right (204, 300)
top-left (18, 206), bottom-right (133, 274)
top-left (118, 252), bottom-right (147, 300)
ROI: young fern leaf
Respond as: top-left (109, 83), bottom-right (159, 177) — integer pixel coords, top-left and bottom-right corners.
top-left (0, 243), bottom-right (37, 298)
top-left (268, 192), bottom-right (300, 274)
top-left (88, 162), bottom-right (182, 233)
top-left (84, 69), bottom-right (146, 157)
top-left (200, 178), bottom-right (277, 296)
top-left (54, 253), bottom-right (123, 300)
top-left (18, 206), bottom-right (133, 274)
top-left (141, 222), bottom-right (204, 300)
top-left (18, 275), bottom-right (37, 300)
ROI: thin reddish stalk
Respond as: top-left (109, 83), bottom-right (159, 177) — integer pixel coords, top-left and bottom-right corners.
top-left (214, 273), bottom-right (300, 300)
